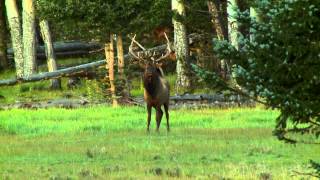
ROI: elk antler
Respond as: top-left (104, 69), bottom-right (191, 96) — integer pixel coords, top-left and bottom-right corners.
top-left (129, 34), bottom-right (146, 62)
top-left (155, 32), bottom-right (172, 63)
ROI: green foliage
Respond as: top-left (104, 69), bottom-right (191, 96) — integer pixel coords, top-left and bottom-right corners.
top-left (36, 0), bottom-right (171, 41)
top-left (198, 0), bottom-right (320, 144)
top-left (85, 79), bottom-right (106, 103)
top-left (35, 0), bottom-right (212, 41)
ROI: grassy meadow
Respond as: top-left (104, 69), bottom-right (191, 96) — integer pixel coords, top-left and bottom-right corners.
top-left (0, 106), bottom-right (319, 179)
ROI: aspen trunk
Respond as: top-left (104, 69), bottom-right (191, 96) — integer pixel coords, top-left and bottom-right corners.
top-left (227, 0), bottom-right (239, 49)
top-left (0, 1), bottom-right (9, 70)
top-left (116, 34), bottom-right (130, 99)
top-left (172, 0), bottom-right (192, 93)
top-left (105, 35), bottom-right (118, 107)
top-left (5, 0), bottom-right (23, 78)
top-left (39, 20), bottom-right (61, 89)
top-left (250, 7), bottom-right (261, 42)
top-left (22, 0), bottom-right (37, 77)
top-left (117, 34), bottom-right (124, 75)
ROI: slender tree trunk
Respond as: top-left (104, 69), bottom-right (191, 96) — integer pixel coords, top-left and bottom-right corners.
top-left (39, 20), bottom-right (61, 90)
top-left (0, 1), bottom-right (9, 70)
top-left (105, 34), bottom-right (118, 107)
top-left (207, 0), bottom-right (229, 79)
top-left (5, 0), bottom-right (23, 78)
top-left (250, 7), bottom-right (260, 42)
top-left (227, 0), bottom-right (239, 49)
top-left (23, 0), bottom-right (37, 77)
top-left (207, 1), bottom-right (225, 41)
top-left (117, 34), bottom-right (124, 75)
top-left (237, 0), bottom-right (250, 40)
top-left (116, 34), bottom-right (130, 99)
top-left (172, 0), bottom-right (192, 93)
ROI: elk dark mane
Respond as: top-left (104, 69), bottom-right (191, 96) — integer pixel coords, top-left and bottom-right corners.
top-left (143, 72), bottom-right (160, 99)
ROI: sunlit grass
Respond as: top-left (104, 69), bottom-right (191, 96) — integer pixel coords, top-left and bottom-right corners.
top-left (0, 106), bottom-right (278, 136)
top-left (0, 107), bottom-right (318, 179)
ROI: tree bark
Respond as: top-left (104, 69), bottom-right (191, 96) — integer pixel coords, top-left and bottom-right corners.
top-left (227, 0), bottom-right (239, 49)
top-left (207, 1), bottom-right (225, 41)
top-left (0, 1), bottom-right (9, 70)
top-left (5, 0), bottom-right (24, 78)
top-left (116, 34), bottom-right (130, 99)
top-left (207, 0), bottom-right (229, 79)
top-left (105, 35), bottom-right (118, 107)
top-left (23, 0), bottom-right (37, 77)
top-left (249, 7), bottom-right (261, 42)
top-left (39, 20), bottom-right (61, 90)
top-left (172, 0), bottom-right (192, 93)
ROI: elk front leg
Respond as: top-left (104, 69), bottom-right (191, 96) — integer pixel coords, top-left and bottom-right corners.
top-left (156, 106), bottom-right (163, 132)
top-left (147, 104), bottom-right (152, 132)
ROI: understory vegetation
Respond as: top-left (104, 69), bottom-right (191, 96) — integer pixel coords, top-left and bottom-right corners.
top-left (0, 107), bottom-right (319, 179)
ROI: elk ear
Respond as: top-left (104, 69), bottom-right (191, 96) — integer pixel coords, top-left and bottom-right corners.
top-left (139, 63), bottom-right (146, 69)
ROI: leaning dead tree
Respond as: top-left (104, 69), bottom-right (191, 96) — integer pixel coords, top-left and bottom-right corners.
top-left (0, 34), bottom-right (206, 87)
top-left (39, 20), bottom-right (61, 89)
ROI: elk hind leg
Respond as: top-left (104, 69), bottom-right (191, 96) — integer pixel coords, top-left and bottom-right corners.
top-left (156, 106), bottom-right (163, 132)
top-left (164, 103), bottom-right (170, 131)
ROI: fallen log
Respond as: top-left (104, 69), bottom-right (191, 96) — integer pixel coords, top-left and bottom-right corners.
top-left (8, 50), bottom-right (94, 60)
top-left (7, 41), bottom-right (102, 55)
top-left (0, 60), bottom-right (107, 86)
top-left (0, 47), bottom-right (167, 86)
top-left (0, 33), bottom-right (206, 86)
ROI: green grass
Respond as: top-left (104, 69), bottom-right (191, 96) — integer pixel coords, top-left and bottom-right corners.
top-left (0, 107), bottom-right (318, 179)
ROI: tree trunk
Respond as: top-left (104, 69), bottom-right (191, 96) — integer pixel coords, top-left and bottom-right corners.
top-left (116, 34), bottom-right (130, 99)
top-left (0, 1), bottom-right (9, 70)
top-left (227, 0), bottom-right (239, 49)
top-left (218, 0), bottom-right (229, 40)
top-left (172, 0), bottom-right (192, 93)
top-left (105, 35), bottom-right (118, 107)
top-left (23, 0), bottom-right (37, 77)
top-left (207, 0), bottom-right (229, 79)
top-left (237, 0), bottom-right (250, 40)
top-left (207, 1), bottom-right (225, 41)
top-left (39, 20), bottom-right (61, 90)
top-left (5, 0), bottom-right (23, 78)
top-left (250, 7), bottom-right (261, 42)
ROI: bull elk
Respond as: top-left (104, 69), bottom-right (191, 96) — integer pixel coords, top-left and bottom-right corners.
top-left (129, 33), bottom-right (171, 132)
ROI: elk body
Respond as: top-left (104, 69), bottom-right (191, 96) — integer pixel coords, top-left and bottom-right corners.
top-left (129, 34), bottom-right (171, 132)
